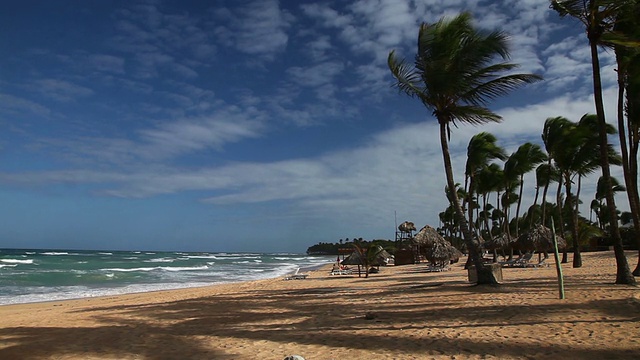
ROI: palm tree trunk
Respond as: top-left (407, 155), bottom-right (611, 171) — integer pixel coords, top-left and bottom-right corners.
top-left (515, 174), bottom-right (524, 236)
top-left (467, 177), bottom-right (476, 237)
top-left (439, 122), bottom-right (497, 284)
top-left (483, 194), bottom-right (492, 239)
top-left (556, 179), bottom-right (568, 264)
top-left (589, 41), bottom-right (636, 284)
top-left (530, 185), bottom-right (540, 229)
top-left (565, 175), bottom-right (581, 268)
top-left (615, 55), bottom-right (640, 276)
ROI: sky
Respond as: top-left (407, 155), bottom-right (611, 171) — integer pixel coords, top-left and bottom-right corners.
top-left (0, 0), bottom-right (628, 253)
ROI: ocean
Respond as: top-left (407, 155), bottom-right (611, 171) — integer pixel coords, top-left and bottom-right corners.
top-left (0, 249), bottom-right (334, 306)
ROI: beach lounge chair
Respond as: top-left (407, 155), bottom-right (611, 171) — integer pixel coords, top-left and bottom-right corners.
top-left (501, 252), bottom-right (536, 268)
top-left (330, 268), bottom-right (353, 275)
top-left (284, 268), bottom-right (309, 280)
top-left (426, 263), bottom-right (450, 272)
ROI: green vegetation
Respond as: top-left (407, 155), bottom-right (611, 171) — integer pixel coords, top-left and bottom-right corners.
top-left (306, 238), bottom-right (396, 256)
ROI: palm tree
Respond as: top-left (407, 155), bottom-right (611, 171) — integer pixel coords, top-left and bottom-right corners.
top-left (476, 163), bottom-right (504, 239)
top-left (506, 143), bottom-right (547, 237)
top-left (465, 132), bottom-right (507, 237)
top-left (551, 0), bottom-right (636, 283)
top-left (593, 176), bottom-right (627, 232)
top-left (388, 12), bottom-right (541, 284)
top-left (535, 162), bottom-right (559, 227)
top-left (612, 0), bottom-right (640, 275)
top-left (543, 116), bottom-right (587, 266)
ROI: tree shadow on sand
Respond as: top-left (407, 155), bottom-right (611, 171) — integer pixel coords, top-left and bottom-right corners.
top-left (1, 272), bottom-right (639, 359)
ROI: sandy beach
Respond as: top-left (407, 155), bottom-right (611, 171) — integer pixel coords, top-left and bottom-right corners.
top-left (1, 251), bottom-right (639, 360)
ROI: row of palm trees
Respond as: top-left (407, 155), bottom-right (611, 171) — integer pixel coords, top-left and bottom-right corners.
top-left (439, 114), bottom-right (625, 264)
top-left (388, 1), bottom-right (639, 285)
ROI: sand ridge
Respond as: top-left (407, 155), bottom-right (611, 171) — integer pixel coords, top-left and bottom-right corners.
top-left (0, 251), bottom-right (639, 359)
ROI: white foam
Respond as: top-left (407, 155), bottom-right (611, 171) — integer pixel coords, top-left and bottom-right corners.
top-left (103, 265), bottom-right (210, 272)
top-left (144, 258), bottom-right (175, 263)
top-left (1, 259), bottom-right (34, 264)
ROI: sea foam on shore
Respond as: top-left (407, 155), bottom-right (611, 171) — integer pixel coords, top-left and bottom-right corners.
top-left (0, 249), bottom-right (333, 305)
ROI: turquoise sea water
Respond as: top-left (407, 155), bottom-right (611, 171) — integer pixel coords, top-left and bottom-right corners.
top-left (0, 249), bottom-right (333, 305)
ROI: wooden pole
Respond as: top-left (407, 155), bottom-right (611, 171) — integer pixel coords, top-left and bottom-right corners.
top-left (551, 218), bottom-right (565, 299)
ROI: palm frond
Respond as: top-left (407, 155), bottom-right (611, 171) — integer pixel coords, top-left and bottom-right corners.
top-left (387, 51), bottom-right (426, 100)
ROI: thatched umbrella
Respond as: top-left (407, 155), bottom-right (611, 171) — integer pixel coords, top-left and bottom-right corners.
top-left (412, 225), bottom-right (444, 247)
top-left (515, 224), bottom-right (567, 253)
top-left (425, 239), bottom-right (461, 266)
top-left (341, 246), bottom-right (391, 277)
top-left (412, 225), bottom-right (461, 266)
top-left (341, 251), bottom-right (363, 266)
top-left (482, 234), bottom-right (516, 252)
top-left (340, 251), bottom-right (364, 277)
top-left (373, 249), bottom-right (392, 266)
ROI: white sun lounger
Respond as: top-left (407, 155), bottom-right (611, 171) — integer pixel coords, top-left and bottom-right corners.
top-left (330, 269), bottom-right (353, 275)
top-left (285, 268), bottom-right (309, 280)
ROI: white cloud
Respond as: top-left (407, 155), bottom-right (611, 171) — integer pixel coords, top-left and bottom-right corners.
top-left (286, 61), bottom-right (344, 87)
top-left (0, 93), bottom-right (51, 118)
top-left (32, 79), bottom-right (94, 102)
top-left (213, 0), bottom-right (292, 60)
top-left (87, 54), bottom-right (126, 74)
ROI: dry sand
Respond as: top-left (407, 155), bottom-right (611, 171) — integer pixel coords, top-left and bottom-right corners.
top-left (1, 251), bottom-right (639, 360)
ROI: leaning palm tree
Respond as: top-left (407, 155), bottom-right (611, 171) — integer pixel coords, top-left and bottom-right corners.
top-left (388, 12), bottom-right (541, 284)
top-left (551, 0), bottom-right (636, 284)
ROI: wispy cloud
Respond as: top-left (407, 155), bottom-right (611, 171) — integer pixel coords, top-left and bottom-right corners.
top-left (30, 79), bottom-right (94, 102)
top-left (0, 93), bottom-right (51, 118)
top-left (213, 0), bottom-right (292, 61)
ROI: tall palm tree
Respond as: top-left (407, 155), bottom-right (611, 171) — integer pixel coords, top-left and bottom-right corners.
top-left (551, 0), bottom-right (636, 283)
top-left (465, 132), bottom-right (507, 237)
top-left (388, 12), bottom-right (541, 284)
top-left (612, 0), bottom-right (640, 275)
top-left (593, 176), bottom-right (627, 232)
top-left (506, 143), bottom-right (547, 237)
top-left (500, 154), bottom-right (521, 240)
top-left (535, 162), bottom-right (559, 227)
top-left (476, 163), bottom-right (504, 239)
top-left (543, 116), bottom-right (586, 266)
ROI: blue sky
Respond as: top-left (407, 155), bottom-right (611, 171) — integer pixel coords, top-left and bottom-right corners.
top-left (0, 0), bottom-right (626, 252)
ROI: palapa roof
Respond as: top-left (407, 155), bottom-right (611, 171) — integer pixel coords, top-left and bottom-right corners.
top-left (411, 225), bottom-right (461, 263)
top-left (514, 224), bottom-right (567, 252)
top-left (412, 225), bottom-right (444, 247)
top-left (482, 233), bottom-right (516, 251)
top-left (341, 246), bottom-right (391, 266)
top-left (425, 239), bottom-right (461, 263)
top-left (341, 251), bottom-right (364, 265)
